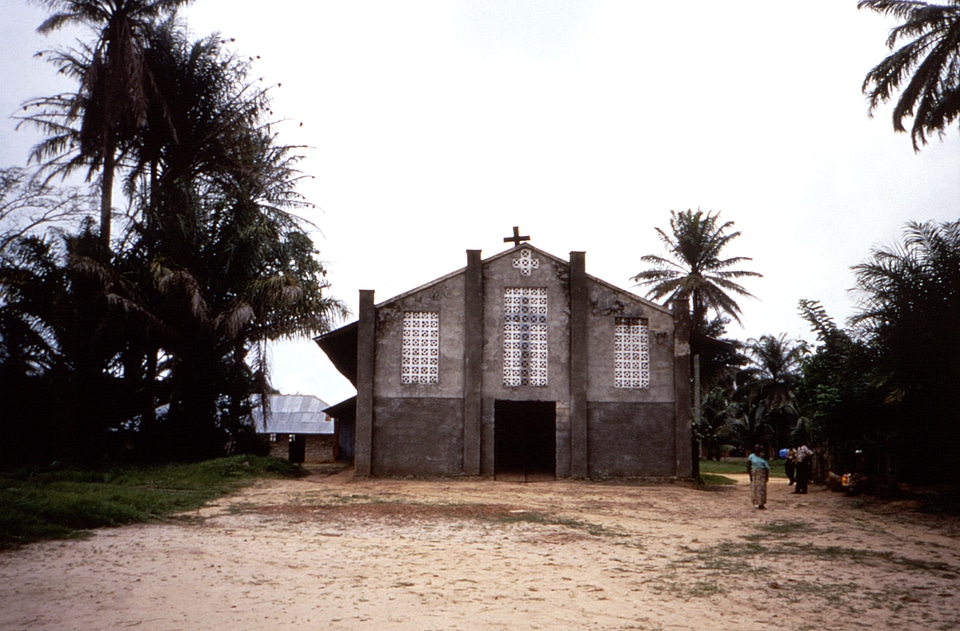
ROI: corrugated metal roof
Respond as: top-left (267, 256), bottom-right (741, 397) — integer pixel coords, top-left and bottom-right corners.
top-left (250, 394), bottom-right (334, 435)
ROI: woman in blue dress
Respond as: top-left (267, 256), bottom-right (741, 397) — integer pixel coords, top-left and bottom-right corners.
top-left (746, 444), bottom-right (770, 509)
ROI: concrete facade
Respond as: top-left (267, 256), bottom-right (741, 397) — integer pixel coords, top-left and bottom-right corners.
top-left (317, 245), bottom-right (692, 480)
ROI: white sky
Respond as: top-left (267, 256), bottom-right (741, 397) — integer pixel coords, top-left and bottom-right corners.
top-left (3, 1), bottom-right (959, 405)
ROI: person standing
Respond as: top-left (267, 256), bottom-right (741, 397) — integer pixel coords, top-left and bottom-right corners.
top-left (785, 447), bottom-right (798, 486)
top-left (794, 444), bottom-right (814, 494)
top-left (747, 444), bottom-right (770, 509)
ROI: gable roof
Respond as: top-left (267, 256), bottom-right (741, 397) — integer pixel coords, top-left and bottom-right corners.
top-left (373, 244), bottom-right (670, 314)
top-left (315, 244), bottom-right (672, 386)
top-left (251, 394), bottom-right (334, 435)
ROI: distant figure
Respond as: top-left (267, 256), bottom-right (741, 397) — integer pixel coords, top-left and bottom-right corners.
top-left (747, 444), bottom-right (770, 509)
top-left (786, 447), bottom-right (798, 486)
top-left (794, 444), bottom-right (814, 494)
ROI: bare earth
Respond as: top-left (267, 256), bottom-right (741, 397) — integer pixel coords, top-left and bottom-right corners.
top-left (2, 468), bottom-right (959, 631)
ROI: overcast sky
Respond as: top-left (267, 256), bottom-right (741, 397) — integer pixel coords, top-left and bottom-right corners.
top-left (3, 1), bottom-right (959, 404)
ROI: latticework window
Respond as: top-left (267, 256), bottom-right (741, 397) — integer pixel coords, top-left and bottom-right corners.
top-left (503, 288), bottom-right (548, 386)
top-left (614, 317), bottom-right (650, 388)
top-left (401, 311), bottom-right (439, 384)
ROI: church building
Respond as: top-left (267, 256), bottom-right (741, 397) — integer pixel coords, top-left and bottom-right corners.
top-left (316, 231), bottom-right (692, 480)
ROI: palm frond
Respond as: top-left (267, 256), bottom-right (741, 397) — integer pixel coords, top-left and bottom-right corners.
top-left (860, 0), bottom-right (960, 149)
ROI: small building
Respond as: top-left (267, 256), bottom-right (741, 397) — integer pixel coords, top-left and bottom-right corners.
top-left (317, 239), bottom-right (692, 480)
top-left (252, 394), bottom-right (336, 463)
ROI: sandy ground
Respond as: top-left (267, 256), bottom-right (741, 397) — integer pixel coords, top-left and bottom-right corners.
top-left (2, 468), bottom-right (959, 631)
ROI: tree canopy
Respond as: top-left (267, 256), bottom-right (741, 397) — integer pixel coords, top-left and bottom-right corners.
top-left (1, 7), bottom-right (345, 464)
top-left (632, 209), bottom-right (761, 335)
top-left (21, 0), bottom-right (195, 246)
top-left (860, 0), bottom-right (960, 150)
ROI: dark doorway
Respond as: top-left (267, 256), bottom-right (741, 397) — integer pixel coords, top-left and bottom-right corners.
top-left (288, 434), bottom-right (305, 463)
top-left (494, 400), bottom-right (556, 481)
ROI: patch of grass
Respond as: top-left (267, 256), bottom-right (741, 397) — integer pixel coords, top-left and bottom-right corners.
top-left (668, 516), bottom-right (956, 610)
top-left (0, 455), bottom-right (306, 549)
top-left (786, 542), bottom-right (960, 575)
top-left (755, 520), bottom-right (809, 536)
top-left (326, 493), bottom-right (407, 506)
top-left (686, 580), bottom-right (724, 597)
top-left (649, 572), bottom-right (727, 599)
top-left (779, 579), bottom-right (858, 605)
top-left (699, 458), bottom-right (786, 478)
top-left (496, 511), bottom-right (623, 537)
top-left (680, 533), bottom-right (960, 582)
top-left (329, 493), bottom-right (375, 503)
top-left (687, 552), bottom-right (755, 574)
top-left (698, 473), bottom-right (737, 486)
top-left (674, 540), bottom-right (768, 577)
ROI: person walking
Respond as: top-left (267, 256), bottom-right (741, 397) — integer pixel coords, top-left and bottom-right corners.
top-left (747, 444), bottom-right (770, 509)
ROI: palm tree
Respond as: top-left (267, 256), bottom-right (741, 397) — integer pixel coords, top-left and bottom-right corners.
top-left (742, 335), bottom-right (808, 407)
top-left (113, 23), bottom-right (347, 458)
top-left (724, 395), bottom-right (776, 456)
top-left (0, 225), bottom-right (160, 462)
top-left (850, 219), bottom-right (960, 481)
top-left (740, 334), bottom-right (808, 450)
top-left (0, 235), bottom-right (68, 463)
top-left (632, 209), bottom-right (761, 334)
top-left (860, 0), bottom-right (960, 150)
top-left (852, 220), bottom-right (960, 401)
top-left (697, 386), bottom-right (738, 460)
top-left (20, 0), bottom-right (193, 248)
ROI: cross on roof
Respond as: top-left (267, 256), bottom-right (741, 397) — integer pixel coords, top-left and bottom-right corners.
top-left (503, 226), bottom-right (530, 247)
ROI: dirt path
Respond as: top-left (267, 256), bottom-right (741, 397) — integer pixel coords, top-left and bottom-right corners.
top-left (1, 469), bottom-right (959, 630)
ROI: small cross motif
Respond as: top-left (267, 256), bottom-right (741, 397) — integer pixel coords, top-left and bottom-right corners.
top-left (512, 249), bottom-right (540, 276)
top-left (503, 226), bottom-right (531, 247)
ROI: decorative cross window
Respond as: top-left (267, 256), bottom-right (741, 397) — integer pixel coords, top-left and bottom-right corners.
top-left (401, 311), bottom-right (440, 384)
top-left (512, 249), bottom-right (540, 276)
top-left (614, 317), bottom-right (650, 388)
top-left (503, 288), bottom-right (548, 386)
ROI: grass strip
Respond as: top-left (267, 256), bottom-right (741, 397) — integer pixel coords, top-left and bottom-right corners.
top-left (0, 455), bottom-right (305, 549)
top-left (699, 458), bottom-right (787, 478)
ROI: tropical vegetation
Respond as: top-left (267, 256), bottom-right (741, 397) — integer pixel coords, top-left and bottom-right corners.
top-left (636, 208), bottom-right (960, 486)
top-left (0, 2), bottom-right (345, 464)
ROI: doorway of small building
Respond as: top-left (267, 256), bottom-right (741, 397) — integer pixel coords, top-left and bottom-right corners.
top-left (494, 400), bottom-right (556, 482)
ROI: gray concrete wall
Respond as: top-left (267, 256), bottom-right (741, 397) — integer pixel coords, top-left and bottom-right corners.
top-left (587, 402), bottom-right (678, 478)
top-left (473, 248), bottom-right (683, 479)
top-left (480, 249), bottom-right (572, 404)
top-left (368, 273), bottom-right (468, 476)
top-left (373, 273), bottom-right (466, 398)
top-left (479, 249), bottom-right (572, 476)
top-left (584, 281), bottom-right (677, 404)
top-left (372, 397), bottom-right (464, 475)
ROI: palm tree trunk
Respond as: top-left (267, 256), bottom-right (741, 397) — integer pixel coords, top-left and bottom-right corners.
top-left (100, 142), bottom-right (115, 249)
